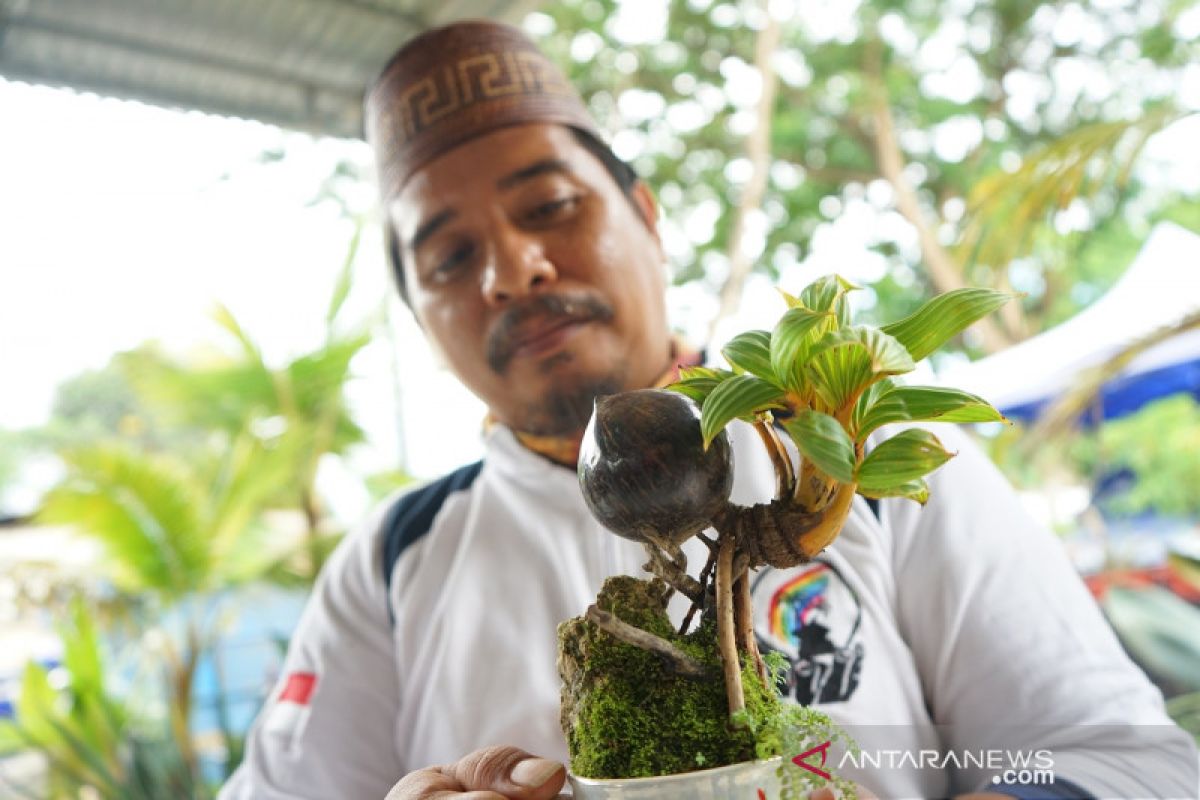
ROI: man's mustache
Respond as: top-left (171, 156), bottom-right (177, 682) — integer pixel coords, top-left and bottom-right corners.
top-left (486, 293), bottom-right (614, 374)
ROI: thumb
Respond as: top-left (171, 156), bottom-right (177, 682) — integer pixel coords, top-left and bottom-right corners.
top-left (449, 745), bottom-right (566, 799)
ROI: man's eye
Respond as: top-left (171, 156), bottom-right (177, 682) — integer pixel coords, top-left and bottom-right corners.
top-left (433, 243), bottom-right (475, 278)
top-left (527, 196), bottom-right (580, 224)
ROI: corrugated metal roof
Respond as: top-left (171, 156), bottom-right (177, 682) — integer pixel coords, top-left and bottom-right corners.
top-left (0, 0), bottom-right (544, 139)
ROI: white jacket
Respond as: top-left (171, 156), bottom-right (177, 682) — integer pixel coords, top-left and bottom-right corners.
top-left (221, 423), bottom-right (1197, 799)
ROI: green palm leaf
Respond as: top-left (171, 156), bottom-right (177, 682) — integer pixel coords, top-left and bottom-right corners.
top-left (960, 108), bottom-right (1188, 271)
top-left (40, 447), bottom-right (208, 599)
top-left (1027, 309), bottom-right (1200, 446)
top-left (325, 220), bottom-right (362, 328)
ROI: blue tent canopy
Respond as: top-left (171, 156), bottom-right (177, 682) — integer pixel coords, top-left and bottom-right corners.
top-left (937, 222), bottom-right (1200, 423)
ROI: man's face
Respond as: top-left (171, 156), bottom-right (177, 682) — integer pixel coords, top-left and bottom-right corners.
top-left (388, 123), bottom-right (672, 437)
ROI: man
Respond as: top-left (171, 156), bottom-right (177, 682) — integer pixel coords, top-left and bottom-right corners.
top-left (221, 20), bottom-right (1197, 800)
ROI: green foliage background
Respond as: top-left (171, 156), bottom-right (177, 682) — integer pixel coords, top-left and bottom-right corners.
top-left (526, 0), bottom-right (1200, 517)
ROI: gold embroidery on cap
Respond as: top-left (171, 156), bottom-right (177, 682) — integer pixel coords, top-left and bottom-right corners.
top-left (515, 51), bottom-right (573, 96)
top-left (409, 65), bottom-right (462, 131)
top-left (379, 50), bottom-right (576, 147)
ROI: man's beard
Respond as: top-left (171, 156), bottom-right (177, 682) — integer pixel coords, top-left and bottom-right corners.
top-left (518, 373), bottom-right (625, 437)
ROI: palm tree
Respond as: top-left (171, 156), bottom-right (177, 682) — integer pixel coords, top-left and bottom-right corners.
top-left (21, 229), bottom-right (377, 789)
top-left (119, 225), bottom-right (374, 580)
top-left (36, 430), bottom-right (301, 782)
top-left (1026, 308), bottom-right (1200, 444)
top-left (957, 106), bottom-right (1195, 338)
top-left (0, 601), bottom-right (205, 800)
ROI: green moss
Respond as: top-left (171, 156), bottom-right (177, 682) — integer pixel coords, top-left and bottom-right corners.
top-left (558, 576), bottom-right (852, 791)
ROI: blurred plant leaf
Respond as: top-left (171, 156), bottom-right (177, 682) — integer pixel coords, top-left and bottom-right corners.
top-left (39, 447), bottom-right (209, 600)
top-left (0, 599), bottom-right (210, 799)
top-left (1168, 550), bottom-right (1200, 598)
top-left (1166, 691), bottom-right (1200, 745)
top-left (326, 220), bottom-right (362, 329)
top-left (1103, 586), bottom-right (1200, 695)
top-left (961, 108), bottom-right (1190, 272)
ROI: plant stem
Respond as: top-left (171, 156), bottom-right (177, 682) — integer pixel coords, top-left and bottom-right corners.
top-left (754, 418), bottom-right (794, 499)
top-left (162, 623), bottom-right (200, 780)
top-left (300, 486), bottom-right (324, 580)
top-left (679, 544), bottom-right (720, 635)
top-left (733, 568), bottom-right (768, 686)
top-left (642, 540), bottom-right (703, 604)
top-left (716, 536), bottom-right (746, 718)
top-left (793, 458), bottom-right (832, 510)
top-left (793, 482), bottom-right (857, 560)
top-left (585, 605), bottom-right (708, 678)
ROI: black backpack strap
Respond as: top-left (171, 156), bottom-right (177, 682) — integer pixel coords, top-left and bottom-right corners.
top-left (381, 460), bottom-right (484, 623)
top-left (864, 495), bottom-right (881, 520)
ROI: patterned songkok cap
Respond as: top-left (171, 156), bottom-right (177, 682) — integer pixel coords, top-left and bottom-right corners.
top-left (366, 20), bottom-right (602, 198)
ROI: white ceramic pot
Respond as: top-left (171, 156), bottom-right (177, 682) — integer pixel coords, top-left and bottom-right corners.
top-left (568, 755), bottom-right (783, 800)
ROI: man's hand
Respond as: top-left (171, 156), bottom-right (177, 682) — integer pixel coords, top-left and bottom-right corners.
top-left (385, 745), bottom-right (566, 800)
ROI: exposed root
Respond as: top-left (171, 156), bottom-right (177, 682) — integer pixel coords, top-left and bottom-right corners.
top-left (715, 536), bottom-right (745, 719)
top-left (754, 417), bottom-right (795, 499)
top-left (733, 568), bottom-right (767, 685)
top-left (794, 482), bottom-right (856, 558)
top-left (585, 605), bottom-right (708, 679)
top-left (678, 544), bottom-right (719, 636)
top-left (642, 539), bottom-right (702, 604)
top-left (722, 482), bottom-right (858, 570)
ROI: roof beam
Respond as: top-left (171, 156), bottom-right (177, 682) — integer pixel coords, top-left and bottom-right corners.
top-left (305, 0), bottom-right (427, 30)
top-left (4, 14), bottom-right (366, 95)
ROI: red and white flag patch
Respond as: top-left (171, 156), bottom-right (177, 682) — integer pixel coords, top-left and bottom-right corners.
top-left (263, 671), bottom-right (318, 742)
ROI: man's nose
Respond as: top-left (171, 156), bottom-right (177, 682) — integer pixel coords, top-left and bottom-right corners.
top-left (481, 226), bottom-right (557, 305)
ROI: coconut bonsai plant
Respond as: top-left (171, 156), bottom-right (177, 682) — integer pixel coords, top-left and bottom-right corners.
top-left (558, 275), bottom-right (1013, 798)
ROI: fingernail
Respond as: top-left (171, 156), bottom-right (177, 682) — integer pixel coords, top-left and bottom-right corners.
top-left (511, 757), bottom-right (563, 788)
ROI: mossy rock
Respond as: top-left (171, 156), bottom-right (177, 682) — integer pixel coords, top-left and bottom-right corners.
top-left (558, 575), bottom-right (796, 779)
